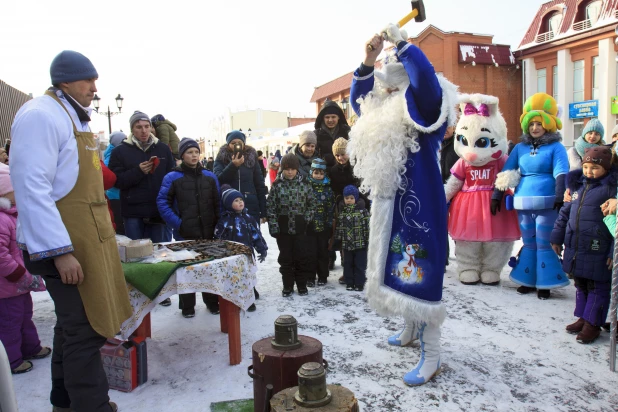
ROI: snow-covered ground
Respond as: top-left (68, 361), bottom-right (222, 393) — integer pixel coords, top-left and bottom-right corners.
top-left (13, 233), bottom-right (618, 412)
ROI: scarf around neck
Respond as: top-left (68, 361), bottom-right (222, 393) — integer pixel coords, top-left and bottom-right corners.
top-left (321, 121), bottom-right (339, 139)
top-left (574, 136), bottom-right (601, 158)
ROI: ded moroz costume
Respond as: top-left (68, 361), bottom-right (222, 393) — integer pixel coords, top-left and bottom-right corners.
top-left (347, 25), bottom-right (458, 386)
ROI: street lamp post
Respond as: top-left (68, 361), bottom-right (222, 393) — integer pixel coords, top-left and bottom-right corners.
top-left (92, 93), bottom-right (124, 134)
top-left (208, 139), bottom-right (218, 158)
top-left (341, 98), bottom-right (349, 119)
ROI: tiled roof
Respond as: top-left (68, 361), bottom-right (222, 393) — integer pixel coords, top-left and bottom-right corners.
top-left (310, 72), bottom-right (354, 103)
top-left (518, 0), bottom-right (618, 50)
top-left (458, 43), bottom-right (517, 66)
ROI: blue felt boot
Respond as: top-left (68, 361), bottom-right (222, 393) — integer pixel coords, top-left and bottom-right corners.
top-left (509, 246), bottom-right (537, 288)
top-left (536, 249), bottom-right (570, 289)
top-left (403, 323), bottom-right (441, 386)
top-left (388, 321), bottom-right (418, 347)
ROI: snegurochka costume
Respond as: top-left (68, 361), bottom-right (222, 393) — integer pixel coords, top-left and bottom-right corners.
top-left (495, 93), bottom-right (570, 293)
top-left (347, 25), bottom-right (458, 386)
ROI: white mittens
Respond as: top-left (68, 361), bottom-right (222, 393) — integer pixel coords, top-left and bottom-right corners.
top-left (382, 24), bottom-right (407, 44)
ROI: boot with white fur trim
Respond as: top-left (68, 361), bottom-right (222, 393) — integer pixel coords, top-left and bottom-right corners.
top-left (388, 321), bottom-right (418, 347)
top-left (403, 323), bottom-right (441, 386)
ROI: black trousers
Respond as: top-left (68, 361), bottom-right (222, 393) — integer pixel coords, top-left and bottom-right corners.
top-left (343, 249), bottom-right (368, 287)
top-left (178, 292), bottom-right (219, 310)
top-left (309, 231), bottom-right (330, 282)
top-left (44, 275), bottom-right (113, 411)
top-left (108, 198), bottom-right (124, 236)
top-left (276, 233), bottom-right (314, 290)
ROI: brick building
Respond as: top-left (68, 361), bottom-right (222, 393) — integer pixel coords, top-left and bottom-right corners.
top-left (516, 0), bottom-right (618, 146)
top-left (310, 25), bottom-right (522, 141)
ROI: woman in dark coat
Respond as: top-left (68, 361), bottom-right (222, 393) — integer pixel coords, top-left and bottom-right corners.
top-left (214, 130), bottom-right (267, 222)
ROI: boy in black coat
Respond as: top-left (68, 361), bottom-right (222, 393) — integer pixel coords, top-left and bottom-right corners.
top-left (157, 138), bottom-right (221, 318)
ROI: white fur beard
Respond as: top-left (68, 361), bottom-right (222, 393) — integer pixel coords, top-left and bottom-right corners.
top-left (348, 90), bottom-right (419, 198)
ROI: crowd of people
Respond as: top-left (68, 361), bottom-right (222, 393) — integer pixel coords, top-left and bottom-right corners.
top-left (2, 22), bottom-right (618, 411)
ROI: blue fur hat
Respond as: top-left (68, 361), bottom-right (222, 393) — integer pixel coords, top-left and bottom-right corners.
top-left (222, 188), bottom-right (244, 211)
top-left (343, 185), bottom-right (359, 201)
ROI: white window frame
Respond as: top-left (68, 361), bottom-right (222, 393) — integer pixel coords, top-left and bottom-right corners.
top-left (587, 1), bottom-right (602, 24)
top-left (537, 68), bottom-right (547, 93)
top-left (549, 13), bottom-right (563, 34)
top-left (573, 60), bottom-right (585, 102)
top-left (592, 56), bottom-right (600, 100)
top-left (553, 65), bottom-right (558, 100)
top-left (574, 121), bottom-right (585, 142)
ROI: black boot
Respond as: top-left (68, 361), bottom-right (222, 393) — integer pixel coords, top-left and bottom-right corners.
top-left (254, 288), bottom-right (260, 300)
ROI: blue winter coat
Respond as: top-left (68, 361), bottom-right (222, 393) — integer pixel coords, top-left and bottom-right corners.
top-left (213, 144), bottom-right (267, 221)
top-left (103, 144), bottom-right (120, 200)
top-left (214, 209), bottom-right (268, 256)
top-left (550, 168), bottom-right (617, 281)
top-left (109, 136), bottom-right (174, 219)
top-left (157, 164), bottom-right (221, 240)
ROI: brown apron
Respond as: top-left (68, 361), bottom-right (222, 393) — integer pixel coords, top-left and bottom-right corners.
top-left (46, 90), bottom-right (133, 338)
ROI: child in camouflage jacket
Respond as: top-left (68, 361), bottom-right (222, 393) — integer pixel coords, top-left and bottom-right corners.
top-left (267, 153), bottom-right (316, 297)
top-left (336, 185), bottom-right (370, 291)
top-left (307, 158), bottom-right (334, 287)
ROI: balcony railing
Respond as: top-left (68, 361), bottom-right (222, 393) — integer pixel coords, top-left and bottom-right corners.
top-left (536, 31), bottom-right (555, 43)
top-left (572, 19), bottom-right (592, 31)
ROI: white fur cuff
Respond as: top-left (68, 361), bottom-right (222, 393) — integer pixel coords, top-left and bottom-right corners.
top-left (494, 170), bottom-right (521, 191)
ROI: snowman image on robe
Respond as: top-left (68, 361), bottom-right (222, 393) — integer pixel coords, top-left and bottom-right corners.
top-left (444, 94), bottom-right (521, 285)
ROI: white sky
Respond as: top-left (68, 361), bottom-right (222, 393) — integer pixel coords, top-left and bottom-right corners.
top-left (1, 0), bottom-right (544, 138)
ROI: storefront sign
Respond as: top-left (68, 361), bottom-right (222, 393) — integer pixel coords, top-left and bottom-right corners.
top-left (569, 100), bottom-right (598, 119)
top-left (611, 96), bottom-right (618, 115)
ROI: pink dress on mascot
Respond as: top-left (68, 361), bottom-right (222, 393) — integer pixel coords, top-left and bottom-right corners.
top-left (445, 94), bottom-right (520, 285)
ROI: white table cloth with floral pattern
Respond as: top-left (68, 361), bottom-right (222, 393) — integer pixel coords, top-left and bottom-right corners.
top-left (119, 254), bottom-right (257, 340)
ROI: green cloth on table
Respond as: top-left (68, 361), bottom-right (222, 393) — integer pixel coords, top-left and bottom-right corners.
top-left (122, 257), bottom-right (216, 300)
top-left (122, 261), bottom-right (180, 300)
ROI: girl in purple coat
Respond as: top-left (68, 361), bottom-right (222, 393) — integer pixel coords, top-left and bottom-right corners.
top-left (551, 146), bottom-right (617, 344)
top-left (0, 164), bottom-right (48, 373)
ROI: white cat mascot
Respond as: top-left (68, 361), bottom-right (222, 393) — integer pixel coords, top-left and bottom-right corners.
top-left (444, 94), bottom-right (521, 285)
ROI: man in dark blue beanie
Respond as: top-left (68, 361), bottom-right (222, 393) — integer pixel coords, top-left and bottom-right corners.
top-left (50, 50), bottom-right (99, 86)
top-left (11, 50), bottom-right (127, 411)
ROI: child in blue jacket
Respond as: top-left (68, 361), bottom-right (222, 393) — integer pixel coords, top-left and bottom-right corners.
top-left (215, 187), bottom-right (267, 312)
top-left (551, 146), bottom-right (616, 344)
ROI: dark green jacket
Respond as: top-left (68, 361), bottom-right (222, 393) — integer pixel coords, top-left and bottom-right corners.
top-left (266, 174), bottom-right (315, 236)
top-left (335, 204), bottom-right (369, 251)
top-left (153, 119), bottom-right (180, 158)
top-left (308, 176), bottom-right (334, 233)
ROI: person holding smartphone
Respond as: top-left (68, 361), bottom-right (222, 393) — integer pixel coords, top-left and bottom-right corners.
top-left (109, 111), bottom-right (174, 243)
top-left (213, 130), bottom-right (268, 224)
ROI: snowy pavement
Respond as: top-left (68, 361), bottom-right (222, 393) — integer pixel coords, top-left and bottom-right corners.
top-left (14, 233), bottom-right (618, 412)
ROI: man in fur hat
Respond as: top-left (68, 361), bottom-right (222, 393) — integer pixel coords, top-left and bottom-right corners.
top-left (347, 25), bottom-right (458, 386)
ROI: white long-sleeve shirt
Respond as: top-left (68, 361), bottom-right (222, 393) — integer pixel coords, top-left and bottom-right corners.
top-left (10, 89), bottom-right (93, 260)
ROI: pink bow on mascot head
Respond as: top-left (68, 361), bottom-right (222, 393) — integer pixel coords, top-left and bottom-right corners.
top-left (464, 103), bottom-right (489, 117)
